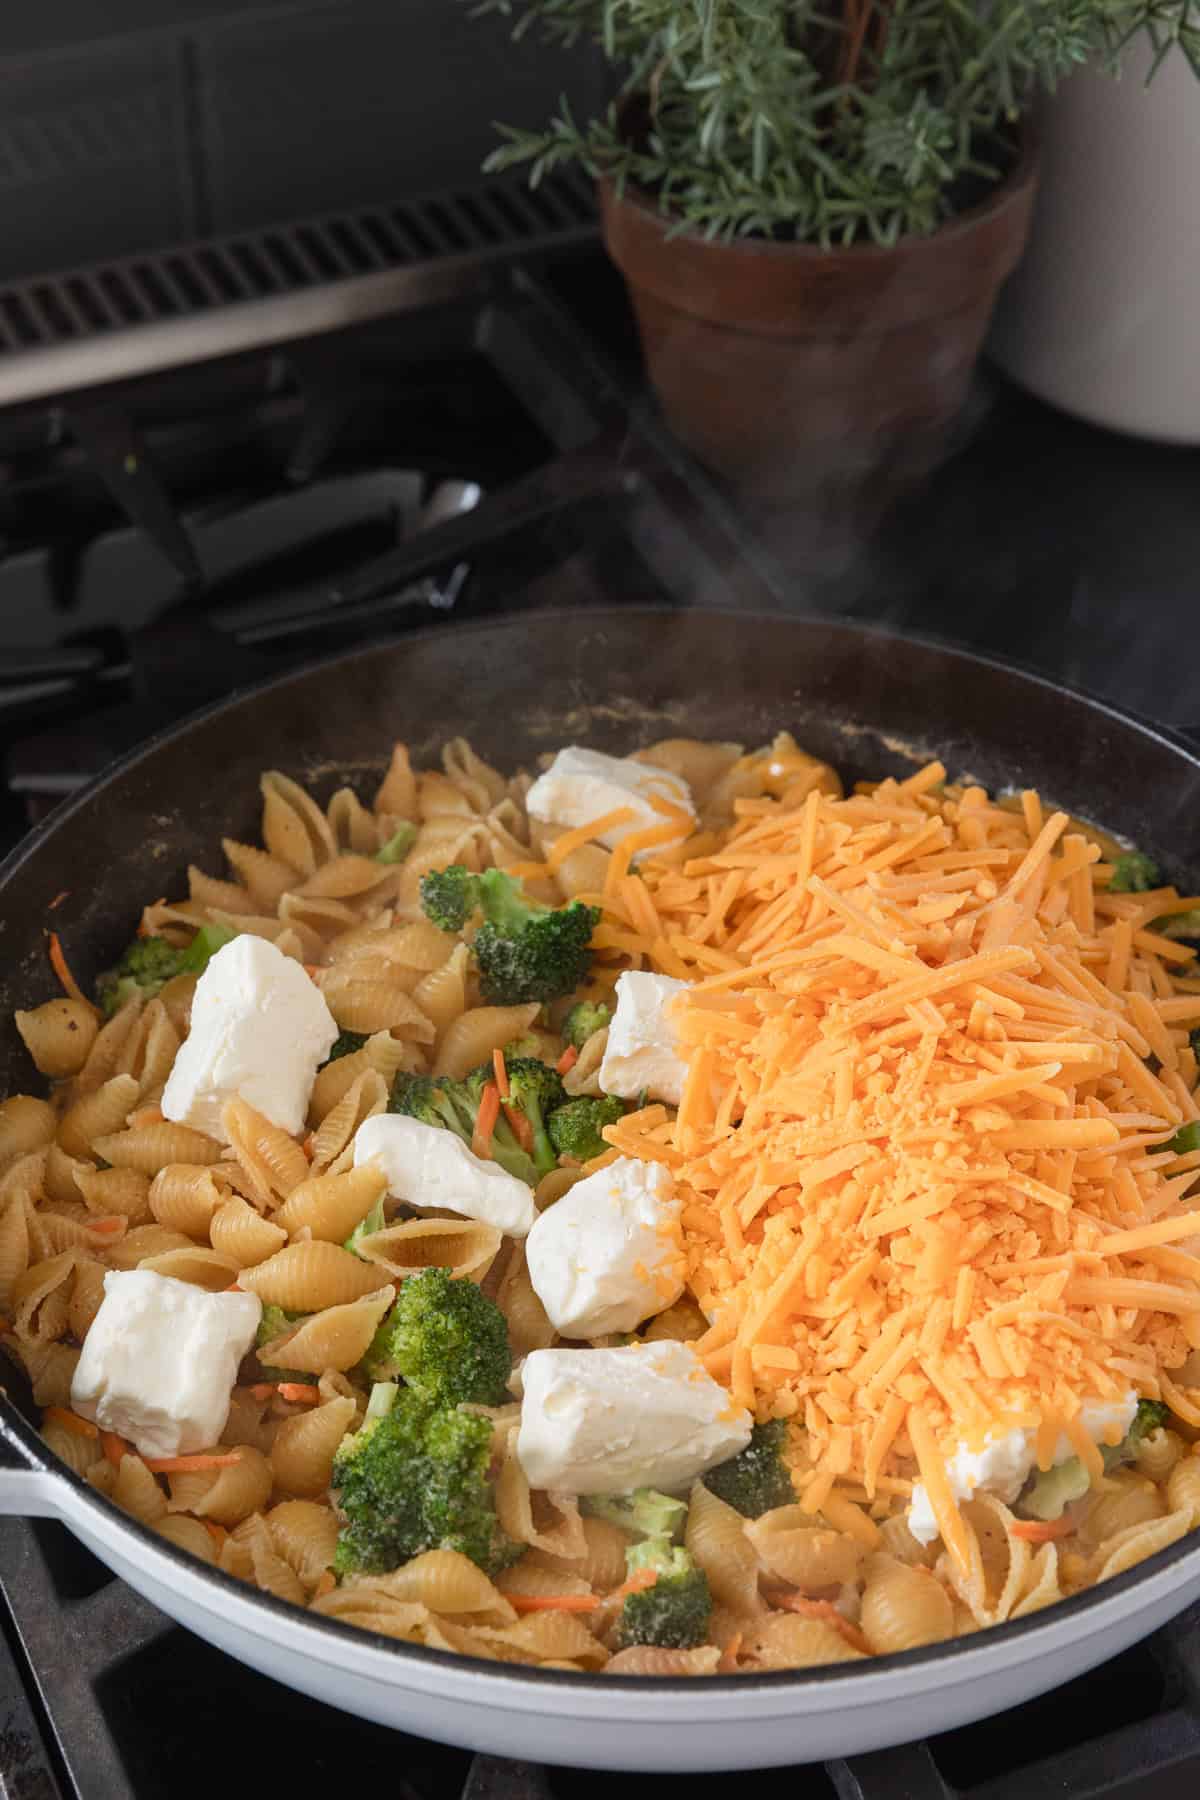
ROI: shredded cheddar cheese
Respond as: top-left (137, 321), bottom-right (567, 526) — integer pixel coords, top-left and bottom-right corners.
top-left (597, 762), bottom-right (1200, 1575)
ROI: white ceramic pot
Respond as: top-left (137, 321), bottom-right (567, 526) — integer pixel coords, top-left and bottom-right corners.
top-left (989, 41), bottom-right (1200, 440)
top-left (3, 1443), bottom-right (1200, 1769)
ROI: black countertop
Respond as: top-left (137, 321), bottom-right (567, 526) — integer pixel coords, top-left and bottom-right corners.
top-left (547, 250), bottom-right (1200, 735)
top-left (832, 369), bottom-right (1200, 731)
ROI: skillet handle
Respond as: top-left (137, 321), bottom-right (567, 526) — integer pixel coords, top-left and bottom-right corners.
top-left (0, 1413), bottom-right (70, 1518)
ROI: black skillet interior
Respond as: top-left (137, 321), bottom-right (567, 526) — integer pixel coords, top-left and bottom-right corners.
top-left (4, 607), bottom-right (1200, 1048)
top-left (3, 605), bottom-right (1200, 1675)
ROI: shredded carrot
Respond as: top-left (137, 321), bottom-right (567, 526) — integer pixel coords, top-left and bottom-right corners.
top-left (718, 1631), bottom-right (743, 1673)
top-left (545, 807), bottom-right (636, 874)
top-left (203, 1520), bottom-right (227, 1548)
top-left (127, 1107), bottom-right (163, 1131)
top-left (472, 1081), bottom-right (501, 1160)
top-left (504, 1104), bottom-right (534, 1154)
top-left (556, 1045), bottom-right (579, 1076)
top-left (1010, 1514), bottom-right (1078, 1542)
top-left (248, 1384), bottom-right (276, 1402)
top-left (611, 1567), bottom-right (659, 1601)
top-left (45, 1407), bottom-right (98, 1440)
top-left (47, 931), bottom-right (94, 1010)
top-left (142, 1451), bottom-right (242, 1474)
top-left (101, 1431), bottom-right (131, 1466)
top-left (771, 1592), bottom-right (874, 1656)
top-left (87, 1216), bottom-right (125, 1235)
top-left (492, 1046), bottom-right (510, 1100)
top-left (313, 1570), bottom-right (337, 1598)
top-left (509, 1593), bottom-right (600, 1614)
top-left (224, 1283), bottom-right (243, 1293)
top-left (302, 1133), bottom-right (317, 1161)
top-left (276, 1383), bottom-right (322, 1404)
top-left (48, 890), bottom-right (70, 910)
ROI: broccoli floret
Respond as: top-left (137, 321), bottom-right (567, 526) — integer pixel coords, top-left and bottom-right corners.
top-left (1018, 1458), bottom-right (1091, 1522)
top-left (502, 1057), bottom-right (566, 1113)
top-left (389, 1070), bottom-right (447, 1125)
top-left (503, 1057), bottom-right (567, 1179)
top-left (474, 903), bottom-right (599, 1007)
top-left (254, 1304), bottom-right (313, 1383)
top-left (581, 1489), bottom-right (687, 1540)
top-left (1129, 1398), bottom-right (1171, 1444)
top-left (1111, 851), bottom-right (1161, 893)
top-left (503, 1033), bottom-right (544, 1060)
top-left (96, 936), bottom-right (182, 1017)
top-left (419, 865), bottom-right (600, 1006)
top-left (390, 1067), bottom-right (477, 1145)
top-left (344, 1194), bottom-right (387, 1259)
top-left (1162, 1121), bottom-right (1200, 1157)
top-left (1152, 909), bottom-right (1200, 942)
top-left (547, 1095), bottom-right (625, 1163)
top-left (563, 1001), bottom-right (611, 1051)
top-left (95, 924), bottom-right (235, 1018)
top-left (361, 1265), bottom-right (511, 1405)
top-left (177, 922), bottom-right (237, 974)
top-left (390, 1069), bottom-right (539, 1187)
top-left (703, 1419), bottom-right (796, 1518)
top-left (376, 822), bottom-right (417, 864)
top-left (615, 1538), bottom-right (711, 1651)
top-left (419, 865), bottom-right (478, 933)
top-left (1018, 1399), bottom-right (1174, 1520)
top-left (256, 1304), bottom-right (298, 1352)
top-left (459, 1065), bottom-right (542, 1186)
top-left (484, 1125), bottom-right (539, 1187)
top-left (325, 1029), bottom-right (368, 1065)
top-left (331, 1383), bottom-right (517, 1577)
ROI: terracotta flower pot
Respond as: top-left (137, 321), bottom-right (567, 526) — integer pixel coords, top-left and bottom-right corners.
top-left (600, 138), bottom-right (1040, 504)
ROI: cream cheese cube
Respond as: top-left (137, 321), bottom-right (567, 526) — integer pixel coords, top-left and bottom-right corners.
top-left (70, 1271), bottom-right (261, 1458)
top-left (907, 1393), bottom-right (1138, 1544)
top-left (161, 934), bottom-right (337, 1142)
top-left (353, 1113), bottom-right (537, 1238)
top-left (525, 1156), bottom-right (684, 1338)
top-left (599, 970), bottom-right (691, 1106)
top-left (525, 747), bottom-right (695, 861)
top-left (516, 1340), bottom-right (752, 1495)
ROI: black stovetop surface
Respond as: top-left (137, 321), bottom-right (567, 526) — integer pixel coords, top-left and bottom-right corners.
top-left (545, 255), bottom-right (1200, 732)
top-left (2, 242), bottom-right (1200, 1800)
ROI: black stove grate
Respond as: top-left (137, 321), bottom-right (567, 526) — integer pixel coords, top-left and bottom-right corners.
top-left (0, 165), bottom-right (598, 405)
top-left (0, 269), bottom-right (772, 856)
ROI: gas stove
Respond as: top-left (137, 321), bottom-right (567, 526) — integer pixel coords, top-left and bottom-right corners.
top-left (2, 159), bottom-right (1200, 1800)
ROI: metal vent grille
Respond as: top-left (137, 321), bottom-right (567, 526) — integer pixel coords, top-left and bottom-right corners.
top-left (0, 166), bottom-right (598, 405)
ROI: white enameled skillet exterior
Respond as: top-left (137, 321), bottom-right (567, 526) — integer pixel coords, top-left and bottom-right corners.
top-left (2, 1420), bottom-right (1200, 1769)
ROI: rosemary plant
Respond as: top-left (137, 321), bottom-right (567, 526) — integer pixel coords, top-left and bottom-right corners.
top-left (479, 0), bottom-right (1200, 246)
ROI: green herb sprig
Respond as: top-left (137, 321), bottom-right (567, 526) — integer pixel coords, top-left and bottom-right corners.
top-left (478, 0), bottom-right (1200, 246)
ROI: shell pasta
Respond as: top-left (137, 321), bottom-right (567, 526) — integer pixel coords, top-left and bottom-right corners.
top-left (4, 728), bottom-right (1200, 1678)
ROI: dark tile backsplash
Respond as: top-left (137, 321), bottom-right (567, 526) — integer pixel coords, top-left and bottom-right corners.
top-left (0, 37), bottom-right (195, 278)
top-left (0, 0), bottom-right (604, 280)
top-left (196, 3), bottom-right (603, 234)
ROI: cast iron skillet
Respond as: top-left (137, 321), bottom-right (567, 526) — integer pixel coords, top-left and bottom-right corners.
top-left (2, 608), bottom-right (1199, 1763)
